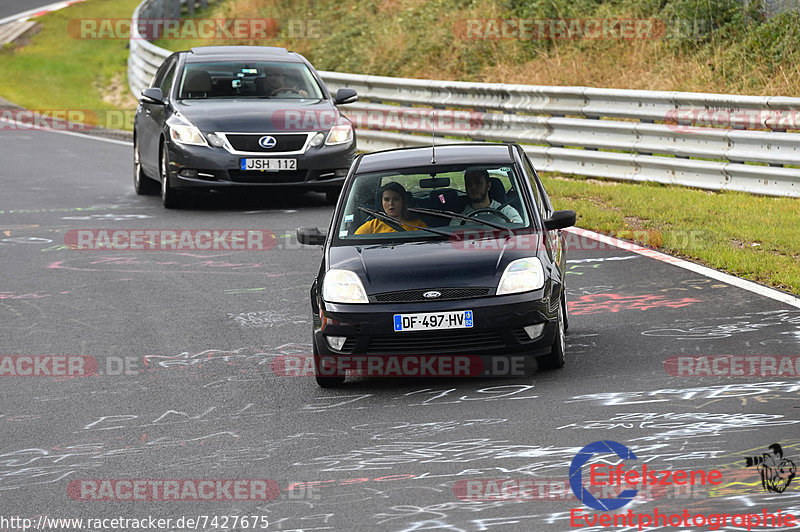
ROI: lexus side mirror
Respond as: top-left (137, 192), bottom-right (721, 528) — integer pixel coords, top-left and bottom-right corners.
top-left (140, 87), bottom-right (165, 104)
top-left (334, 88), bottom-right (358, 105)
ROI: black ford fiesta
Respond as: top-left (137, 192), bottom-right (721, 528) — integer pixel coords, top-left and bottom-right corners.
top-left (297, 143), bottom-right (577, 387)
top-left (133, 46), bottom-right (357, 208)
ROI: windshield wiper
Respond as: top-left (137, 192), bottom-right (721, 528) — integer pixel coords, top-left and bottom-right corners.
top-left (408, 207), bottom-right (510, 232)
top-left (357, 207), bottom-right (457, 239)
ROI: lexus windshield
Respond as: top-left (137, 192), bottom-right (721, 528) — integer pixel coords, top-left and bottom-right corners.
top-left (178, 61), bottom-right (323, 100)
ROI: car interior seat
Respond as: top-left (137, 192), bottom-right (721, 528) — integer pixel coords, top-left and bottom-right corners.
top-left (488, 177), bottom-right (507, 204)
top-left (505, 188), bottom-right (524, 217)
top-left (182, 70), bottom-right (213, 98)
top-left (255, 77), bottom-right (273, 97)
top-left (425, 188), bottom-right (463, 226)
top-left (212, 77), bottom-right (236, 97)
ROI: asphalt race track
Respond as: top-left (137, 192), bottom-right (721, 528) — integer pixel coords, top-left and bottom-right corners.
top-left (1, 127), bottom-right (800, 531)
top-left (0, 0), bottom-right (70, 23)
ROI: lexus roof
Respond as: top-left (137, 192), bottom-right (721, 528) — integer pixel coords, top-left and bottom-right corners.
top-left (184, 46), bottom-right (298, 62)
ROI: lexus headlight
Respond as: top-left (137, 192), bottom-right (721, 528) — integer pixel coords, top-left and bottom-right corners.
top-left (497, 258), bottom-right (545, 295)
top-left (167, 116), bottom-right (207, 146)
top-left (322, 269), bottom-right (368, 303)
top-left (325, 123), bottom-right (353, 145)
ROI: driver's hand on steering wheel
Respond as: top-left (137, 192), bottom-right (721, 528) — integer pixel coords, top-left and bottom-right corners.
top-left (271, 87), bottom-right (308, 97)
top-left (458, 207), bottom-right (513, 225)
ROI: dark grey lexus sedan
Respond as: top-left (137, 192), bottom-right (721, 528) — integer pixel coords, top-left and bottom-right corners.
top-left (133, 46), bottom-right (357, 208)
top-left (297, 143), bottom-right (576, 387)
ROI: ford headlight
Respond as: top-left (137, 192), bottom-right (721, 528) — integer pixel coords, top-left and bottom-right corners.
top-left (167, 116), bottom-right (207, 146)
top-left (497, 258), bottom-right (545, 295)
top-left (325, 123), bottom-right (353, 145)
top-left (322, 269), bottom-right (368, 303)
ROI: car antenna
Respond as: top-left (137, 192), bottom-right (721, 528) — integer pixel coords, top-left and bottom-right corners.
top-left (430, 110), bottom-right (436, 164)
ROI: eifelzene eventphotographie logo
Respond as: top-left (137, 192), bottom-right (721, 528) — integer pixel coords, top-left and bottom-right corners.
top-left (745, 443), bottom-right (797, 494)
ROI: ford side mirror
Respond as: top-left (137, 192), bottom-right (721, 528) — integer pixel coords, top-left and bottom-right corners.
top-left (297, 227), bottom-right (326, 246)
top-left (544, 210), bottom-right (576, 231)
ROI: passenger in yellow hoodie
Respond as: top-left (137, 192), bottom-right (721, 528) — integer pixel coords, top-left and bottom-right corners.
top-left (355, 182), bottom-right (427, 234)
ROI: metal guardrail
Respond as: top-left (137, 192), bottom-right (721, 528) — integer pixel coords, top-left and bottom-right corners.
top-left (128, 0), bottom-right (800, 197)
top-left (128, 0), bottom-right (219, 96)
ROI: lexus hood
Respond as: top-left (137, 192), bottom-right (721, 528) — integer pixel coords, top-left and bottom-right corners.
top-left (174, 99), bottom-right (343, 133)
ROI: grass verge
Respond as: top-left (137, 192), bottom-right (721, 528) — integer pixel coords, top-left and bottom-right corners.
top-left (0, 0), bottom-right (141, 129)
top-left (541, 173), bottom-right (800, 294)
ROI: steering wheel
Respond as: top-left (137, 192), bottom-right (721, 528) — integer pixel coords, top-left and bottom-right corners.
top-left (271, 88), bottom-right (306, 96)
top-left (459, 207), bottom-right (512, 225)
